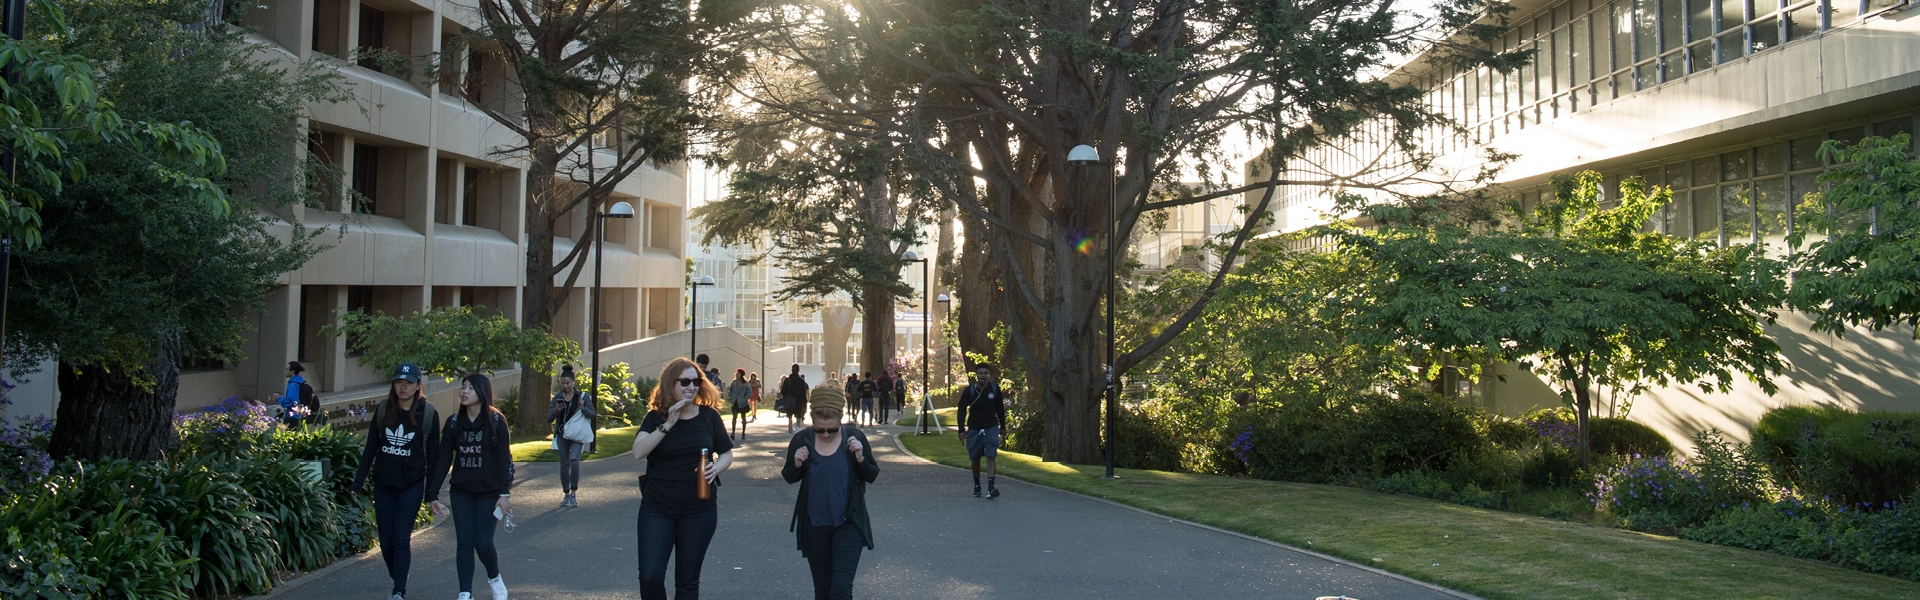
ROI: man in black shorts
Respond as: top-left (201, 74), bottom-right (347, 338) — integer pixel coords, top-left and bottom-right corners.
top-left (956, 364), bottom-right (1007, 499)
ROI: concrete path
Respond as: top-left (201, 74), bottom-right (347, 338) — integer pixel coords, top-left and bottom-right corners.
top-left (263, 412), bottom-right (1461, 599)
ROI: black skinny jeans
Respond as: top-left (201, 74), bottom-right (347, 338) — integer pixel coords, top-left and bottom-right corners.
top-left (805, 522), bottom-right (865, 600)
top-left (636, 502), bottom-right (718, 600)
top-left (372, 482), bottom-right (424, 595)
top-left (450, 490), bottom-right (502, 592)
top-left (557, 438), bottom-right (586, 492)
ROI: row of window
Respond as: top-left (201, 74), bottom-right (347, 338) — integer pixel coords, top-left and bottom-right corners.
top-left (1414, 0), bottom-right (1908, 151)
top-left (1515, 113), bottom-right (1915, 245)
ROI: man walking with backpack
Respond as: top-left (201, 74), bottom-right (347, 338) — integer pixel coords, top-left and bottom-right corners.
top-left (874, 371), bottom-right (894, 426)
top-left (278, 361), bottom-right (324, 428)
top-left (779, 364), bottom-right (810, 434)
top-left (957, 364), bottom-right (1008, 499)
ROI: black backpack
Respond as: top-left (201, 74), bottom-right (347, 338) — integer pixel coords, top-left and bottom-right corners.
top-left (299, 381), bottom-right (326, 425)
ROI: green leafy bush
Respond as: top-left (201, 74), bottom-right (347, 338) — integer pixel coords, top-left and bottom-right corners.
top-left (1368, 469), bottom-right (1503, 509)
top-left (1589, 418), bottom-right (1675, 458)
top-left (1683, 496), bottom-right (1920, 581)
top-left (1111, 401), bottom-right (1210, 473)
top-left (1752, 405), bottom-right (1920, 508)
top-left (1591, 431), bottom-right (1772, 534)
top-left (0, 468), bottom-right (192, 598)
top-left (1228, 391), bottom-right (1487, 484)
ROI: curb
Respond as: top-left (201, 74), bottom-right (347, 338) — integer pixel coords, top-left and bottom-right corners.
top-left (887, 433), bottom-right (1485, 600)
top-left (248, 508), bottom-right (445, 598)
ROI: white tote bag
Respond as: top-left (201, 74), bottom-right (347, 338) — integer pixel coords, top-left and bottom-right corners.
top-left (563, 409), bottom-right (596, 444)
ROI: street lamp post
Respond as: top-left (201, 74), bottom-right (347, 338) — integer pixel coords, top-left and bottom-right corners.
top-left (903, 251), bottom-right (931, 434)
top-left (690, 275), bottom-right (715, 358)
top-left (761, 306), bottom-right (778, 396)
top-left (592, 201), bottom-right (635, 454)
top-left (1069, 144), bottom-right (1120, 480)
top-left (936, 293), bottom-right (951, 410)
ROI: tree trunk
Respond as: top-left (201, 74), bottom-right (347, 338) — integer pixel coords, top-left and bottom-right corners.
top-left (48, 331), bottom-right (183, 461)
top-left (858, 284), bottom-right (896, 384)
top-left (1570, 357), bottom-right (1594, 467)
top-left (1037, 210), bottom-right (1104, 465)
top-left (517, 140), bottom-right (563, 434)
top-left (957, 209), bottom-right (1001, 366)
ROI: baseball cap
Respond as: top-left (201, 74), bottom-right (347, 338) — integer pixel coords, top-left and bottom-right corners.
top-left (391, 363), bottom-right (423, 383)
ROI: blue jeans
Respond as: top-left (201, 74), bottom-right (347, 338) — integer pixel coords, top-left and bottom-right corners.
top-left (372, 482), bottom-right (424, 595)
top-left (450, 491), bottom-right (502, 593)
top-left (558, 438), bottom-right (587, 492)
top-left (636, 502), bottom-right (718, 600)
top-left (805, 522), bottom-right (865, 600)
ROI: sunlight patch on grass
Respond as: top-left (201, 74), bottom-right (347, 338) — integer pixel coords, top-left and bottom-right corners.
top-left (897, 435), bottom-right (1920, 600)
top-left (510, 426), bottom-right (640, 462)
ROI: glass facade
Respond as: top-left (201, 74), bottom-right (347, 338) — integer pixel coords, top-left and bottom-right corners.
top-left (1416, 0), bottom-right (1901, 151)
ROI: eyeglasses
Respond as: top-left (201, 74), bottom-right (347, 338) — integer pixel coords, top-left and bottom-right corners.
top-left (676, 378), bottom-right (701, 388)
top-left (812, 426), bottom-right (841, 435)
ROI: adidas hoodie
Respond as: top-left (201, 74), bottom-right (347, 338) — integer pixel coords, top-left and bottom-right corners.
top-left (350, 396), bottom-right (443, 492)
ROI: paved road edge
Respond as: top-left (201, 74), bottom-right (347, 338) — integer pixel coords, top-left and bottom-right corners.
top-left (886, 430), bottom-right (1486, 600)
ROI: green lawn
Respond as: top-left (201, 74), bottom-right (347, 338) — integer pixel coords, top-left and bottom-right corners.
top-left (511, 426), bottom-right (641, 462)
top-left (893, 407), bottom-right (956, 427)
top-left (898, 435), bottom-right (1919, 600)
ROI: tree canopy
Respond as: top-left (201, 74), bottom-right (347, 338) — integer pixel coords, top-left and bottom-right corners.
top-left (325, 306), bottom-right (579, 382)
top-left (1339, 172), bottom-right (1787, 464)
top-left (1787, 134), bottom-right (1920, 338)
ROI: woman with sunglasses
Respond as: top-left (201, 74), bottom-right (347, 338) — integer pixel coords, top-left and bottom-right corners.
top-left (781, 387), bottom-right (880, 600)
top-left (631, 357), bottom-right (735, 600)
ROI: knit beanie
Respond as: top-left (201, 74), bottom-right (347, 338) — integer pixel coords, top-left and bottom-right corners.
top-left (808, 386), bottom-right (846, 413)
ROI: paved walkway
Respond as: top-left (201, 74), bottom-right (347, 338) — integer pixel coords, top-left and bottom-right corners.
top-left (265, 413), bottom-right (1459, 599)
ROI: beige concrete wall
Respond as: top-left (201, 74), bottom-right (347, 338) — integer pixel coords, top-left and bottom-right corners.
top-left (1486, 313), bottom-right (1920, 452)
top-left (594, 327), bottom-right (792, 392)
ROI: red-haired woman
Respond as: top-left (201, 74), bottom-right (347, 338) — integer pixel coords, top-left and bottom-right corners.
top-left (630, 357), bottom-right (735, 600)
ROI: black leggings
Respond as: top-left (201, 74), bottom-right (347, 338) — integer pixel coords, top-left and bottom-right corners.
top-left (450, 491), bottom-right (502, 592)
top-left (805, 522), bottom-right (865, 600)
top-left (372, 482), bottom-right (424, 595)
top-left (637, 502), bottom-right (718, 600)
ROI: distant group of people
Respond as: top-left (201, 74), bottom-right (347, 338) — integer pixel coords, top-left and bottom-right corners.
top-left (327, 349), bottom-right (1010, 600)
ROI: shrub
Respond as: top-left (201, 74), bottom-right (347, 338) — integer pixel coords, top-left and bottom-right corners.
top-left (1591, 430), bottom-right (1772, 534)
top-left (173, 397), bottom-right (278, 457)
top-left (0, 469), bottom-right (192, 598)
top-left (1752, 405), bottom-right (1920, 507)
top-left (1229, 391), bottom-right (1486, 484)
top-left (1589, 418), bottom-right (1675, 458)
top-left (1111, 401), bottom-right (1206, 473)
top-left (1684, 496), bottom-right (1920, 581)
top-left (1518, 443), bottom-right (1582, 489)
top-left (1486, 418), bottom-right (1536, 449)
top-left (1368, 469), bottom-right (1502, 509)
top-left (0, 413), bottom-right (54, 496)
top-left (233, 457), bottom-right (339, 573)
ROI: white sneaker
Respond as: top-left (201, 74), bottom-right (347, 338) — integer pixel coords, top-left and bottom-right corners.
top-left (488, 574), bottom-right (509, 600)
top-left (456, 593), bottom-right (473, 600)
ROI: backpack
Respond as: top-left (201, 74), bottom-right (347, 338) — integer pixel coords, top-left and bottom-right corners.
top-left (299, 382), bottom-right (326, 425)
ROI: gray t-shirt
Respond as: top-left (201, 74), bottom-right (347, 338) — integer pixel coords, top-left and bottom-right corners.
top-left (806, 439), bottom-right (852, 527)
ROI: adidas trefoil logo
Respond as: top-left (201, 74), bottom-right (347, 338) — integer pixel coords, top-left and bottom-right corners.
top-left (382, 425), bottom-right (415, 457)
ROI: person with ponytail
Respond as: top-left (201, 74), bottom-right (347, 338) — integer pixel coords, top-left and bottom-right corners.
top-left (428, 373), bottom-right (515, 600)
top-left (630, 357), bottom-right (735, 600)
top-left (349, 363), bottom-right (442, 600)
top-left (547, 365), bottom-right (594, 507)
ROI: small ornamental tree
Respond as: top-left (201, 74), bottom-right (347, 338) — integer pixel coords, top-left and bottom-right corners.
top-left (1787, 134), bottom-right (1920, 337)
top-left (1341, 172), bottom-right (1788, 465)
top-left (324, 306), bottom-right (580, 383)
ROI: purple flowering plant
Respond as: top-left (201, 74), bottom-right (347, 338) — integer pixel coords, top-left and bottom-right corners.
top-left (0, 379), bottom-right (56, 492)
top-left (175, 396), bottom-right (279, 456)
top-left (1228, 425), bottom-right (1255, 463)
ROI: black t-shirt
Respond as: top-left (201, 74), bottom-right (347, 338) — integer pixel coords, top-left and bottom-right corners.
top-left (639, 406), bottom-right (734, 516)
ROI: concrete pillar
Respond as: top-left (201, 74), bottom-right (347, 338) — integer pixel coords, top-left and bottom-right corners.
top-left (324, 285), bottom-right (350, 392)
top-left (253, 284), bottom-right (301, 401)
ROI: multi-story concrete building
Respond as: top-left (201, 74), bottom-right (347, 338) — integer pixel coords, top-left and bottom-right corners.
top-left (1255, 0), bottom-right (1920, 444)
top-left (125, 0), bottom-right (698, 414)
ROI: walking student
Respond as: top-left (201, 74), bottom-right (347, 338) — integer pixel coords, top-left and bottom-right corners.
top-left (427, 374), bottom-right (515, 600)
top-left (779, 364), bottom-right (810, 434)
top-left (956, 364), bottom-right (1008, 499)
top-left (842, 373), bottom-right (861, 425)
top-left (696, 353), bottom-right (723, 387)
top-left (276, 360), bottom-right (320, 428)
top-left (781, 392), bottom-right (880, 600)
top-left (548, 365), bottom-right (594, 507)
top-left (349, 363), bottom-right (442, 600)
top-left (873, 372), bottom-right (893, 427)
top-left (747, 372), bottom-right (763, 423)
top-left (858, 372), bottom-right (877, 427)
top-left (631, 357), bottom-right (736, 600)
top-left (728, 368), bottom-right (754, 441)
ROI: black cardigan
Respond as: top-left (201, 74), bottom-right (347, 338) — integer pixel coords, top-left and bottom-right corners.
top-left (781, 427), bottom-right (881, 555)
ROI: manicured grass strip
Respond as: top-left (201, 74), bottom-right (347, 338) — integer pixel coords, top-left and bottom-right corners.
top-left (899, 435), bottom-right (1918, 600)
top-left (893, 407), bottom-right (956, 427)
top-left (511, 426), bottom-right (640, 462)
